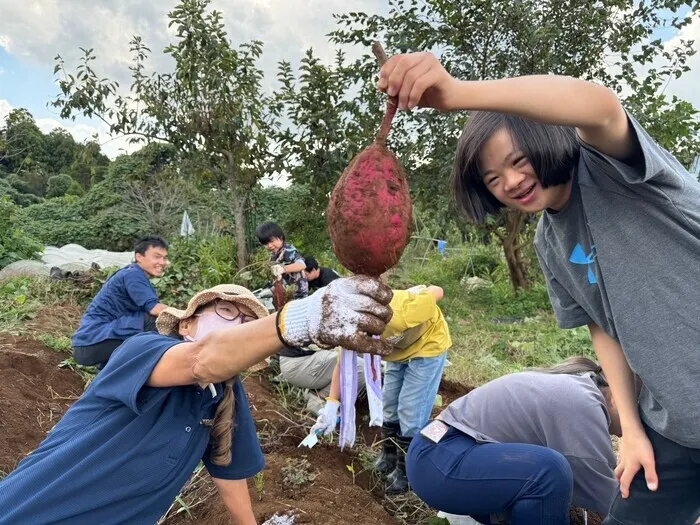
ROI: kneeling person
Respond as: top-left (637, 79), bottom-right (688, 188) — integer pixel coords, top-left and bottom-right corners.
top-left (0, 278), bottom-right (394, 524)
top-left (72, 235), bottom-right (171, 369)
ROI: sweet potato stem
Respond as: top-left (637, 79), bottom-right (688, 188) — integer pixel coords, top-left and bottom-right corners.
top-left (372, 41), bottom-right (398, 145)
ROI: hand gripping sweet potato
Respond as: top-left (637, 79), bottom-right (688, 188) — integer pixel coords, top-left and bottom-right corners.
top-left (327, 42), bottom-right (412, 277)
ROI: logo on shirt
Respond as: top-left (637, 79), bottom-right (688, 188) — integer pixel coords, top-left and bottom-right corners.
top-left (570, 243), bottom-right (597, 285)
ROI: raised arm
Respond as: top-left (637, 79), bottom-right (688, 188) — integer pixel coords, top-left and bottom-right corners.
top-left (147, 276), bottom-right (394, 387)
top-left (378, 53), bottom-right (637, 160)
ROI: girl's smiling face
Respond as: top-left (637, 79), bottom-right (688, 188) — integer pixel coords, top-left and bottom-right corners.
top-left (480, 128), bottom-right (572, 213)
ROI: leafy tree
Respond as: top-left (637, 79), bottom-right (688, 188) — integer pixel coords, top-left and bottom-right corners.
top-left (39, 128), bottom-right (79, 174)
top-left (51, 0), bottom-right (281, 269)
top-left (46, 173), bottom-right (75, 198)
top-left (69, 140), bottom-right (110, 190)
top-left (0, 178), bottom-right (42, 206)
top-left (0, 109), bottom-right (45, 175)
top-left (0, 197), bottom-right (43, 268)
top-left (330, 0), bottom-right (700, 289)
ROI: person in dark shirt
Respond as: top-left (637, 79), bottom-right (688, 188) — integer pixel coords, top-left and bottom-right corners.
top-left (303, 256), bottom-right (341, 291)
top-left (0, 279), bottom-right (394, 524)
top-left (256, 222), bottom-right (308, 299)
top-left (72, 236), bottom-right (171, 369)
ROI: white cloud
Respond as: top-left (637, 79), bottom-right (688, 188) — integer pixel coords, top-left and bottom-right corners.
top-left (659, 15), bottom-right (700, 109)
top-left (0, 0), bottom-right (387, 88)
top-left (0, 98), bottom-right (12, 121)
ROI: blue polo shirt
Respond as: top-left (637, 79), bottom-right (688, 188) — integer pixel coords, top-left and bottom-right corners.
top-left (0, 332), bottom-right (265, 525)
top-left (72, 264), bottom-right (160, 347)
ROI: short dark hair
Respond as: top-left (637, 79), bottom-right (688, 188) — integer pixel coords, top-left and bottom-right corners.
top-left (452, 111), bottom-right (580, 223)
top-left (134, 235), bottom-right (169, 255)
top-left (256, 222), bottom-right (285, 245)
top-left (304, 256), bottom-right (319, 271)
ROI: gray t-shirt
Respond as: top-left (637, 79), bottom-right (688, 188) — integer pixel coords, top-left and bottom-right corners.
top-left (438, 372), bottom-right (617, 515)
top-left (534, 113), bottom-right (700, 448)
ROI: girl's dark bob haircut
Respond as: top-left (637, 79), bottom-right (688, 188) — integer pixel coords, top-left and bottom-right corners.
top-left (451, 111), bottom-right (580, 223)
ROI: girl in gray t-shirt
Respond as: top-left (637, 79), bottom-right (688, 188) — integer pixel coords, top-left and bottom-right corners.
top-left (378, 52), bottom-right (700, 524)
top-left (406, 358), bottom-right (619, 524)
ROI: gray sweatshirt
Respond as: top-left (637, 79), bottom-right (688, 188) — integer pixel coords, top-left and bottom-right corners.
top-left (438, 371), bottom-right (617, 515)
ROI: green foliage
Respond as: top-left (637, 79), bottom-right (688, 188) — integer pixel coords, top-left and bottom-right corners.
top-left (1, 109), bottom-right (109, 194)
top-left (52, 0), bottom-right (283, 268)
top-left (36, 334), bottom-right (73, 353)
top-left (0, 278), bottom-right (39, 327)
top-left (0, 178), bottom-right (43, 206)
top-left (0, 198), bottom-right (43, 268)
top-left (149, 236), bottom-right (268, 308)
top-left (46, 173), bottom-right (75, 198)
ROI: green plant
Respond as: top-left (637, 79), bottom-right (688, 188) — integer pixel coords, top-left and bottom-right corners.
top-left (58, 357), bottom-right (97, 387)
top-left (36, 334), bottom-right (72, 353)
top-left (0, 197), bottom-right (43, 269)
top-left (281, 456), bottom-right (317, 495)
top-left (0, 278), bottom-right (40, 330)
top-left (254, 472), bottom-right (264, 501)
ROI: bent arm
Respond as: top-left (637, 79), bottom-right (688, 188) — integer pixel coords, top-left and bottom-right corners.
top-left (149, 303), bottom-right (169, 316)
top-left (284, 261), bottom-right (306, 274)
top-left (451, 76), bottom-right (636, 160)
top-left (212, 478), bottom-right (256, 525)
top-left (147, 314), bottom-right (282, 387)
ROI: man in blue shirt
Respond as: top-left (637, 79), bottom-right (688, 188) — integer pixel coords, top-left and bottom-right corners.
top-left (0, 277), bottom-right (394, 524)
top-left (72, 235), bottom-right (171, 369)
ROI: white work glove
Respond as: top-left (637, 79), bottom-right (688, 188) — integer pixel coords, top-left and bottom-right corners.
top-left (407, 284), bottom-right (427, 294)
top-left (271, 264), bottom-right (285, 279)
top-left (311, 399), bottom-right (340, 436)
top-left (277, 276), bottom-right (394, 355)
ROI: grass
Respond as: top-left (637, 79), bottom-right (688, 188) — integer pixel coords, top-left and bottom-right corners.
top-left (389, 246), bottom-right (595, 387)
top-left (36, 334), bottom-right (73, 353)
top-left (0, 276), bottom-right (86, 333)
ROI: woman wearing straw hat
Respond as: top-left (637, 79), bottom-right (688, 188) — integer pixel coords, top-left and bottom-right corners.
top-left (0, 278), bottom-right (393, 525)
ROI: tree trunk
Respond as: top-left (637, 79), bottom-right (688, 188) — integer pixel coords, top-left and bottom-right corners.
top-left (229, 184), bottom-right (248, 272)
top-left (502, 210), bottom-right (529, 290)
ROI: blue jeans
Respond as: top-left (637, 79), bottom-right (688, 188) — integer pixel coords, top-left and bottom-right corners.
top-left (383, 353), bottom-right (446, 438)
top-left (407, 428), bottom-right (574, 525)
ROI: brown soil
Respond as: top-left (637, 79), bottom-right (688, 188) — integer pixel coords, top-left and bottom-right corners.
top-left (165, 374), bottom-right (398, 525)
top-left (23, 305), bottom-right (82, 337)
top-left (571, 508), bottom-right (604, 525)
top-left (0, 335), bottom-right (84, 473)
top-left (0, 328), bottom-right (610, 525)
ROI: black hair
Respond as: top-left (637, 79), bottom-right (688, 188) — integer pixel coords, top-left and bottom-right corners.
top-left (134, 235), bottom-right (169, 255)
top-left (452, 111), bottom-right (580, 223)
top-left (304, 256), bottom-right (319, 271)
top-left (256, 222), bottom-right (285, 245)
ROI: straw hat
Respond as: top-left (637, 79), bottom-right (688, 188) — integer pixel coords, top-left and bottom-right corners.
top-left (156, 284), bottom-right (271, 372)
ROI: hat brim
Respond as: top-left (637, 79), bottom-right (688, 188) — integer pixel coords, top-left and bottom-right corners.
top-left (156, 285), bottom-right (269, 336)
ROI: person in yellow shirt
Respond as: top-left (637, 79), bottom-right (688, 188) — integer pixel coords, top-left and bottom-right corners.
top-left (312, 285), bottom-right (451, 495)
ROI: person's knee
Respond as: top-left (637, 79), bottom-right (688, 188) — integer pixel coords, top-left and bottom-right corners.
top-left (531, 449), bottom-right (573, 499)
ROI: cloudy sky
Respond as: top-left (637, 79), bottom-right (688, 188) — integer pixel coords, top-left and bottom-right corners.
top-left (1, 1), bottom-right (698, 160)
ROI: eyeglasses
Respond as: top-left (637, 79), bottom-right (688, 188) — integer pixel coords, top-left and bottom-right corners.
top-left (197, 299), bottom-right (257, 324)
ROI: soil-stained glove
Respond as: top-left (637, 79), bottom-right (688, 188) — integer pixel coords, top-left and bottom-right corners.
top-left (311, 399), bottom-right (340, 436)
top-left (271, 264), bottom-right (285, 279)
top-left (276, 276), bottom-right (393, 355)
